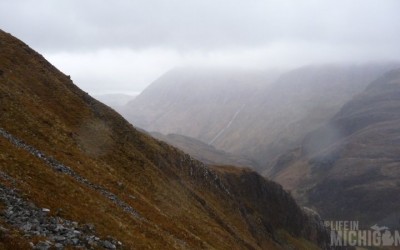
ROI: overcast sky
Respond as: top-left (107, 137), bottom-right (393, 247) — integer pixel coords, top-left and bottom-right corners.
top-left (1, 0), bottom-right (399, 94)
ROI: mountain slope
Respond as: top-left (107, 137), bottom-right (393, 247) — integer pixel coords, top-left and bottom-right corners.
top-left (0, 30), bottom-right (328, 249)
top-left (151, 132), bottom-right (258, 168)
top-left (122, 64), bottom-right (397, 172)
top-left (121, 67), bottom-right (279, 143)
top-left (94, 93), bottom-right (137, 110)
top-left (269, 68), bottom-right (400, 228)
top-left (217, 64), bottom-right (397, 169)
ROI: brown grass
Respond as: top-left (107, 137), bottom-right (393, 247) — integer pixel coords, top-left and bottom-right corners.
top-left (0, 29), bottom-right (323, 249)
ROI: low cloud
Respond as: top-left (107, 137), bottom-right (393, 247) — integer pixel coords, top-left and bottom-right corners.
top-left (1, 0), bottom-right (399, 93)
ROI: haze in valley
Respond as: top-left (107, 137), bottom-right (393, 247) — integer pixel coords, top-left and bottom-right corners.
top-left (2, 1), bottom-right (400, 244)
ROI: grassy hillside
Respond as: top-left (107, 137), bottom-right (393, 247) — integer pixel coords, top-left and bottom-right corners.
top-left (0, 30), bottom-right (328, 249)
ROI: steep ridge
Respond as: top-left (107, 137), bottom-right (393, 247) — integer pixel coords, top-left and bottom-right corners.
top-left (269, 69), bottom-right (400, 228)
top-left (122, 64), bottom-right (397, 172)
top-left (0, 30), bottom-right (328, 249)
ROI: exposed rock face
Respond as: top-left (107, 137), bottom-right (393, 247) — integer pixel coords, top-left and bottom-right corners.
top-left (269, 69), bottom-right (400, 228)
top-left (211, 166), bottom-right (330, 249)
top-left (0, 171), bottom-right (121, 249)
top-left (0, 127), bottom-right (140, 219)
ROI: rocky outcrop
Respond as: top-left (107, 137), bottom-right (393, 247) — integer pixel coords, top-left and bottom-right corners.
top-left (211, 166), bottom-right (331, 249)
top-left (0, 171), bottom-right (122, 249)
top-left (0, 127), bottom-right (141, 219)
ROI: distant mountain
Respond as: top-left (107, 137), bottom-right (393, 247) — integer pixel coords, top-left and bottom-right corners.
top-left (0, 30), bottom-right (329, 249)
top-left (94, 93), bottom-right (137, 110)
top-left (122, 64), bottom-right (397, 172)
top-left (268, 68), bottom-right (400, 228)
top-left (152, 132), bottom-right (258, 168)
top-left (224, 64), bottom-right (399, 170)
top-left (120, 67), bottom-right (280, 142)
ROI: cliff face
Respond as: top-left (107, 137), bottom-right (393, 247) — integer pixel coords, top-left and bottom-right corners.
top-left (0, 30), bottom-right (328, 249)
top-left (211, 166), bottom-right (329, 248)
top-left (269, 69), bottom-right (400, 228)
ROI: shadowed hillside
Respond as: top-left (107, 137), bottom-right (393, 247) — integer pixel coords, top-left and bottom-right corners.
top-left (269, 68), bottom-right (400, 228)
top-left (0, 30), bottom-right (329, 249)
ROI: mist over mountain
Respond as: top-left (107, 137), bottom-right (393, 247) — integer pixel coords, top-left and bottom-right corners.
top-left (120, 67), bottom-right (280, 140)
top-left (269, 68), bottom-right (400, 228)
top-left (0, 30), bottom-right (329, 249)
top-left (2, 0), bottom-right (400, 248)
top-left (94, 93), bottom-right (137, 110)
top-left (151, 132), bottom-right (258, 168)
top-left (122, 64), bottom-right (398, 172)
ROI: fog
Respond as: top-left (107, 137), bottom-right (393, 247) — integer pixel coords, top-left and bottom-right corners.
top-left (1, 0), bottom-right (399, 94)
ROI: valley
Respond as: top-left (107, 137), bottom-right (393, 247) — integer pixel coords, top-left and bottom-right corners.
top-left (119, 55), bottom-right (400, 236)
top-left (1, 1), bottom-right (399, 249)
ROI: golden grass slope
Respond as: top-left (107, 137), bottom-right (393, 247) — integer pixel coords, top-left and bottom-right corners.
top-left (0, 29), bottom-right (327, 249)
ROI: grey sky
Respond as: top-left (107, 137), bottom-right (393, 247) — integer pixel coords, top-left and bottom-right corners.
top-left (1, 0), bottom-right (399, 94)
